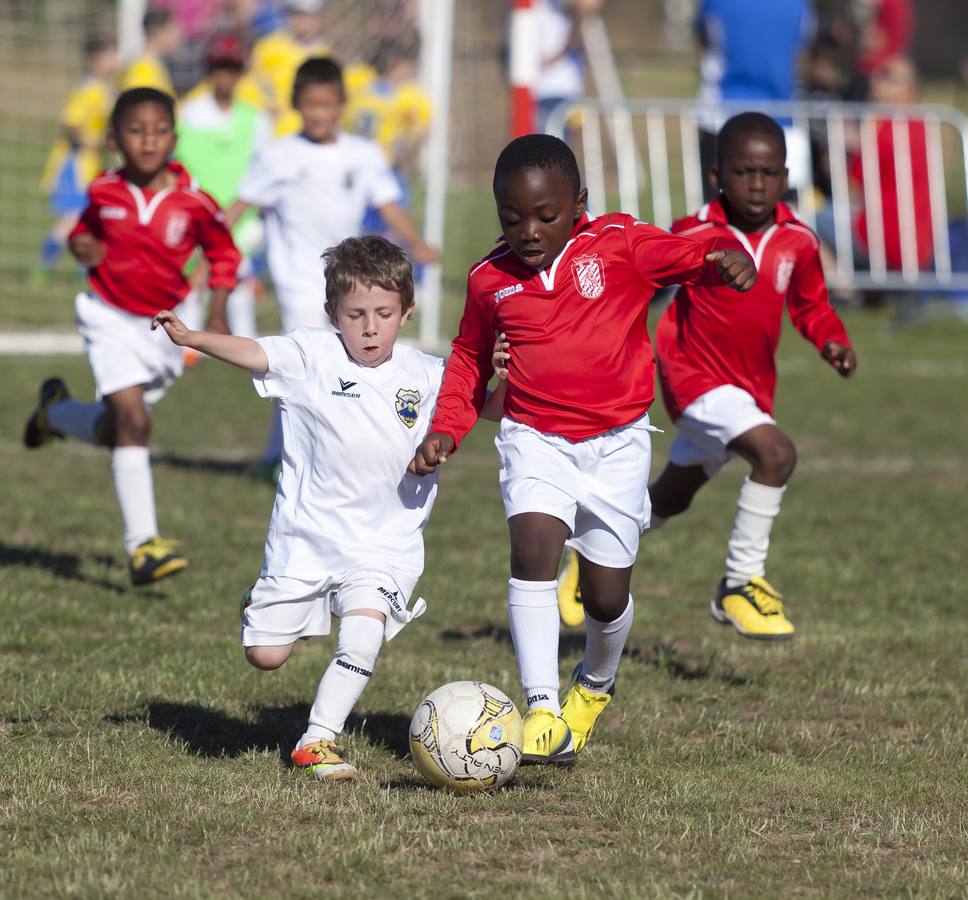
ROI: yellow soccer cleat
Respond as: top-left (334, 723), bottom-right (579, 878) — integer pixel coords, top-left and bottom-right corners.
top-left (710, 576), bottom-right (795, 640)
top-left (560, 675), bottom-right (613, 754)
top-left (129, 537), bottom-right (188, 586)
top-left (521, 707), bottom-right (576, 765)
top-left (556, 548), bottom-right (585, 628)
top-left (291, 739), bottom-right (358, 782)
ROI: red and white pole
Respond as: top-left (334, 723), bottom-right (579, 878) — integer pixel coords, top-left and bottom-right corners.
top-left (509, 0), bottom-right (538, 137)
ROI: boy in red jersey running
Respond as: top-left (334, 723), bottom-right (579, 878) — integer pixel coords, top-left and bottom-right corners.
top-left (410, 134), bottom-right (756, 764)
top-left (23, 87), bottom-right (241, 586)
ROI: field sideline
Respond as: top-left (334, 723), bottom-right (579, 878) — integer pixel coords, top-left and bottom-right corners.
top-left (2, 309), bottom-right (967, 897)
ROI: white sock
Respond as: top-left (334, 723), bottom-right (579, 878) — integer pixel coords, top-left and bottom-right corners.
top-left (47, 399), bottom-right (105, 445)
top-left (301, 615), bottom-right (384, 746)
top-left (580, 596), bottom-right (633, 694)
top-left (179, 290), bottom-right (205, 331)
top-left (724, 477), bottom-right (786, 587)
top-left (227, 280), bottom-right (257, 339)
top-left (508, 578), bottom-right (561, 713)
top-left (261, 403), bottom-right (284, 464)
top-left (111, 446), bottom-right (158, 553)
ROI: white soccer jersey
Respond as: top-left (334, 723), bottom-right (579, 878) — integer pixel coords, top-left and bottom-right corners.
top-left (253, 328), bottom-right (444, 584)
top-left (238, 132), bottom-right (402, 304)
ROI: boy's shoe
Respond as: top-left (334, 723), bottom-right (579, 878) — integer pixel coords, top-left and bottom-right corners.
top-left (291, 739), bottom-right (358, 782)
top-left (560, 667), bottom-right (614, 754)
top-left (556, 548), bottom-right (585, 628)
top-left (710, 577), bottom-right (795, 640)
top-left (23, 377), bottom-right (70, 448)
top-left (521, 708), bottom-right (576, 765)
top-left (182, 347), bottom-right (202, 368)
top-left (129, 537), bottom-right (188, 586)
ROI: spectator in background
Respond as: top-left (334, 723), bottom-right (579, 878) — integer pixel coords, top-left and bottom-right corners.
top-left (177, 34), bottom-right (273, 342)
top-left (695, 0), bottom-right (814, 200)
top-left (853, 0), bottom-right (914, 77)
top-left (120, 7), bottom-right (181, 96)
top-left (35, 35), bottom-right (120, 282)
top-left (345, 36), bottom-right (431, 244)
top-left (250, 0), bottom-right (329, 135)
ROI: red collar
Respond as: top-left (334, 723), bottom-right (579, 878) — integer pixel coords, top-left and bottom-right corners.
top-left (700, 198), bottom-right (798, 228)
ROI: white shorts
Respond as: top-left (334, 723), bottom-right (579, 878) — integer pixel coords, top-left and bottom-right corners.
top-left (75, 291), bottom-right (185, 408)
top-left (494, 414), bottom-right (656, 569)
top-left (276, 283), bottom-right (335, 334)
top-left (668, 385), bottom-right (775, 478)
top-left (241, 569), bottom-right (425, 647)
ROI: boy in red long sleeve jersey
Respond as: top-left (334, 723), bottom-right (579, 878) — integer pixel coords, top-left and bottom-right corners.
top-left (23, 87), bottom-right (241, 586)
top-left (410, 134), bottom-right (756, 764)
top-left (559, 113), bottom-right (857, 640)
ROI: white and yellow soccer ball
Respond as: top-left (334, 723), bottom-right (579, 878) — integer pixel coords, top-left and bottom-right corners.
top-left (409, 681), bottom-right (523, 793)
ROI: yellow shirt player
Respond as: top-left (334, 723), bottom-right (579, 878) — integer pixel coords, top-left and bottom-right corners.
top-left (37, 35), bottom-right (119, 277)
top-left (120, 8), bottom-right (180, 95)
top-left (250, 0), bottom-right (329, 135)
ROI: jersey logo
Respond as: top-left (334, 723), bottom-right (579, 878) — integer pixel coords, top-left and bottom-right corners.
top-left (774, 253), bottom-right (796, 293)
top-left (332, 378), bottom-right (361, 399)
top-left (100, 206), bottom-right (127, 220)
top-left (164, 212), bottom-right (189, 247)
top-left (395, 388), bottom-right (420, 428)
top-left (572, 254), bottom-right (605, 299)
top-left (495, 283), bottom-right (523, 302)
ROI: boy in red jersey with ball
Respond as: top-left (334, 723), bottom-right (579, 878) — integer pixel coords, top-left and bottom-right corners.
top-left (559, 112), bottom-right (856, 640)
top-left (23, 87), bottom-right (241, 586)
top-left (410, 134), bottom-right (756, 764)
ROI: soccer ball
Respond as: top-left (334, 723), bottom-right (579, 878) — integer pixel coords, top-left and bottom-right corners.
top-left (409, 681), bottom-right (523, 793)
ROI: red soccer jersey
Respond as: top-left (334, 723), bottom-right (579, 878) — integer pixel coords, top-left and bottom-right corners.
top-left (430, 212), bottom-right (733, 445)
top-left (69, 161), bottom-right (240, 317)
top-left (656, 200), bottom-right (851, 422)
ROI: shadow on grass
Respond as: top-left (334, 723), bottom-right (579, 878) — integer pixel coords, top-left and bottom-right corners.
top-left (151, 452), bottom-right (252, 477)
top-left (107, 702), bottom-right (413, 762)
top-left (0, 542), bottom-right (150, 596)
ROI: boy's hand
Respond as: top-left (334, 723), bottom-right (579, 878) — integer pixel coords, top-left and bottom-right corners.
top-left (70, 233), bottom-right (106, 267)
top-left (151, 309), bottom-right (194, 346)
top-left (493, 332), bottom-right (510, 380)
top-left (706, 249), bottom-right (756, 291)
top-left (412, 241), bottom-right (440, 265)
top-left (822, 341), bottom-right (857, 377)
top-left (408, 432), bottom-right (455, 476)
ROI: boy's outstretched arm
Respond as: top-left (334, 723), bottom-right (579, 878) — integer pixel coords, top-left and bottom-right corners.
top-left (376, 202), bottom-right (439, 264)
top-left (152, 309), bottom-right (269, 373)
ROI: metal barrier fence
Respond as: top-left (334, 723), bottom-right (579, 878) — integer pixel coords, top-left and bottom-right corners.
top-left (547, 99), bottom-right (968, 292)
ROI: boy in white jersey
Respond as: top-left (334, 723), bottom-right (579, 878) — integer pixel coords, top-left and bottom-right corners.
top-left (226, 56), bottom-right (438, 474)
top-left (153, 236), bottom-right (501, 781)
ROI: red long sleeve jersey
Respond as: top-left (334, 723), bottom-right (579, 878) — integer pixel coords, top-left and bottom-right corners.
top-left (430, 212), bottom-right (732, 445)
top-left (656, 200), bottom-right (851, 421)
top-left (69, 161), bottom-right (240, 317)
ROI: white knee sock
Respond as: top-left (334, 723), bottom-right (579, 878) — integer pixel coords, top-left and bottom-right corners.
top-left (111, 446), bottom-right (158, 553)
top-left (580, 596), bottom-right (634, 694)
top-left (47, 399), bottom-right (105, 444)
top-left (260, 403), bottom-right (284, 465)
top-left (301, 615), bottom-right (384, 746)
top-left (179, 290), bottom-right (205, 331)
top-left (227, 280), bottom-right (257, 339)
top-left (724, 477), bottom-right (786, 587)
top-left (508, 578), bottom-right (561, 713)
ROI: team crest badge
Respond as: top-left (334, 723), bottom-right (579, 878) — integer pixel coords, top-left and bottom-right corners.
top-left (395, 388), bottom-right (420, 428)
top-left (164, 212), bottom-right (189, 247)
top-left (774, 254), bottom-right (796, 294)
top-left (571, 254), bottom-right (605, 299)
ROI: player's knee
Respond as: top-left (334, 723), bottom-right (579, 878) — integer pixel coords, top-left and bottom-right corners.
top-left (115, 407), bottom-right (152, 444)
top-left (245, 645), bottom-right (292, 670)
top-left (510, 543), bottom-right (557, 581)
top-left (759, 436), bottom-right (797, 483)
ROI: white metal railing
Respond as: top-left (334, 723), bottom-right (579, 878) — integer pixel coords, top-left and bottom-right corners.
top-left (547, 99), bottom-right (968, 292)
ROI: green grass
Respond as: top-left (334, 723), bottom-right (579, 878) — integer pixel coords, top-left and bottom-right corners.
top-left (2, 309), bottom-right (967, 897)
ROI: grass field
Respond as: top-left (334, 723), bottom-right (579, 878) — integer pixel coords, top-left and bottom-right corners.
top-left (2, 308), bottom-right (967, 897)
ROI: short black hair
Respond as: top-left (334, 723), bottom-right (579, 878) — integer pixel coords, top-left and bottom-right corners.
top-left (110, 87), bottom-right (176, 132)
top-left (493, 134), bottom-right (581, 198)
top-left (291, 56), bottom-right (344, 107)
top-left (716, 112), bottom-right (786, 168)
top-left (143, 8), bottom-right (173, 35)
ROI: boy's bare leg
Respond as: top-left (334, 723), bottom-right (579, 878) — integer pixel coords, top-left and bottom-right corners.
top-left (728, 424), bottom-right (797, 488)
top-left (507, 512), bottom-right (570, 713)
top-left (648, 462), bottom-right (710, 526)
